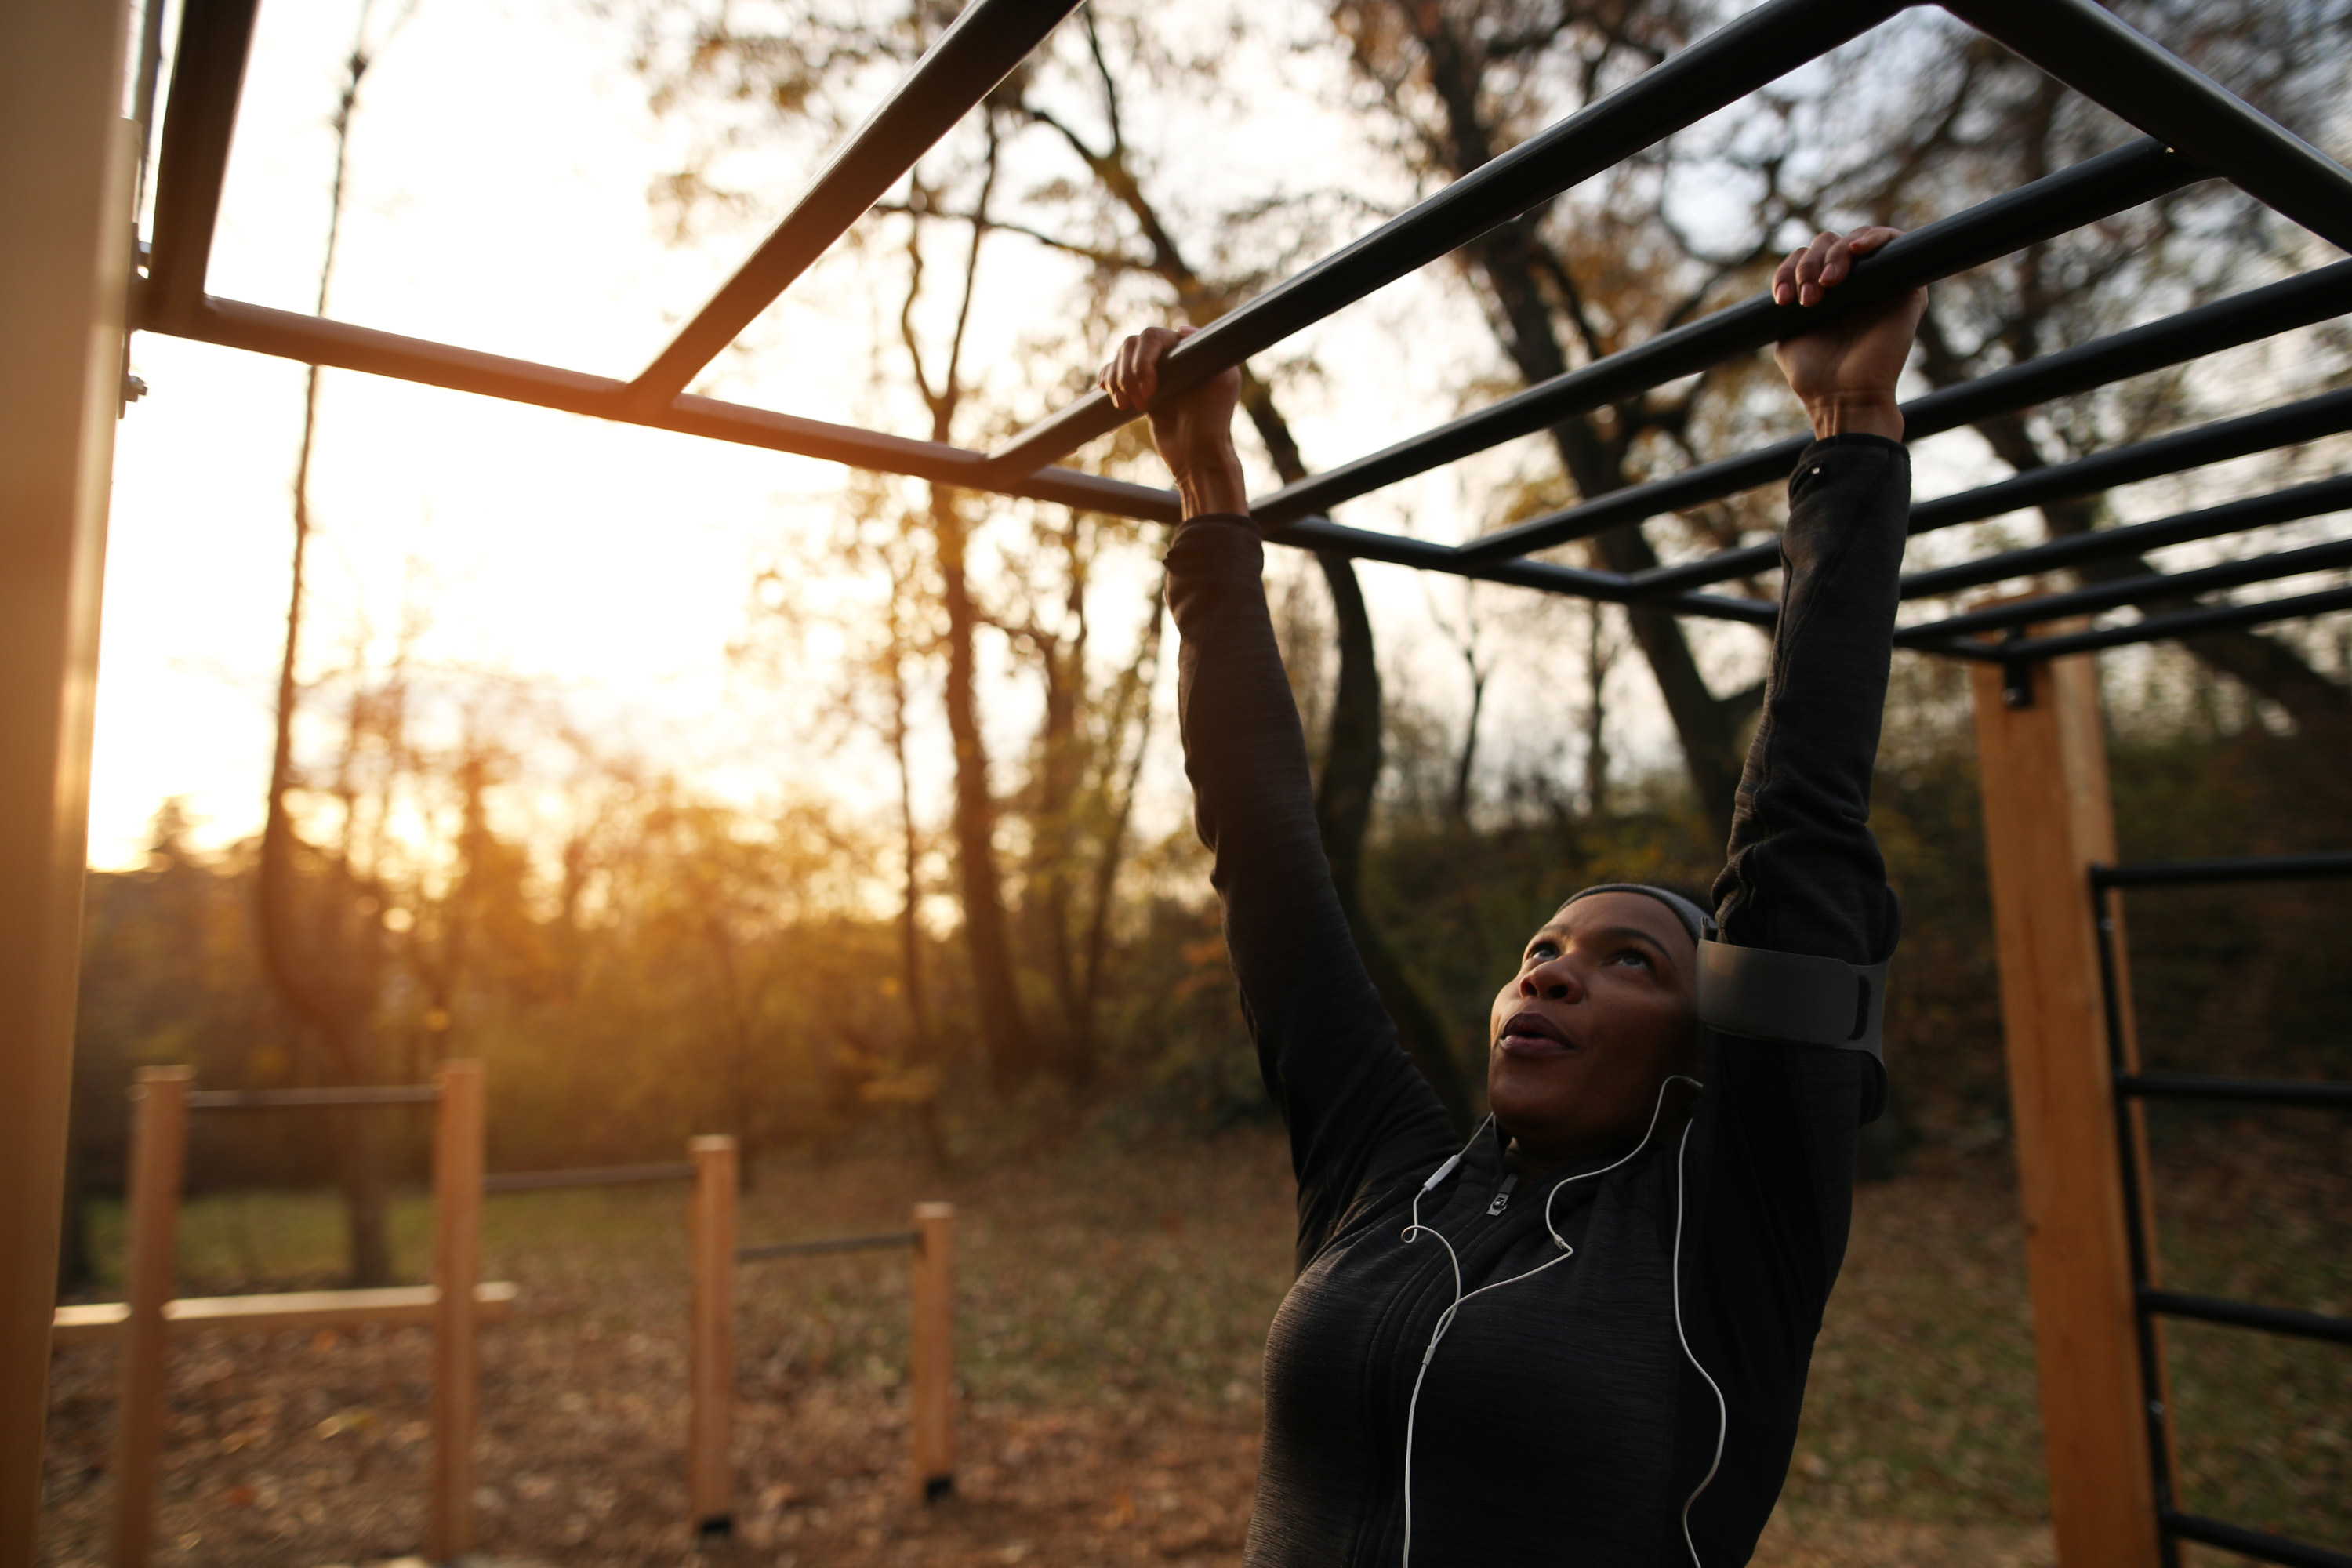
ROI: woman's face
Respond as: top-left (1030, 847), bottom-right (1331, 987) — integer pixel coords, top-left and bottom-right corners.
top-left (1486, 891), bottom-right (1700, 1165)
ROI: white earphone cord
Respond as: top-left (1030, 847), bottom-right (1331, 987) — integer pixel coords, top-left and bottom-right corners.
top-left (1397, 1076), bottom-right (1722, 1568)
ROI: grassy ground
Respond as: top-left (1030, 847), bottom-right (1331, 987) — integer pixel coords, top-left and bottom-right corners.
top-left (42, 1116), bottom-right (2346, 1567)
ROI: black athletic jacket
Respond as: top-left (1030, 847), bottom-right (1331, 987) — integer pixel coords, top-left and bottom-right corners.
top-left (1165, 435), bottom-right (1908, 1567)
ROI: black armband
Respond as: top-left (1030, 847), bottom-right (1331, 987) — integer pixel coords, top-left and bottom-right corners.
top-left (1696, 939), bottom-right (1888, 1064)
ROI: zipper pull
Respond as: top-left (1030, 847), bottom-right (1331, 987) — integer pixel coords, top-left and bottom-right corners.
top-left (1486, 1174), bottom-right (1519, 1216)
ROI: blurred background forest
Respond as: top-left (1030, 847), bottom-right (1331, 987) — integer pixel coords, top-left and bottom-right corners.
top-left (67, 0), bottom-right (2352, 1290)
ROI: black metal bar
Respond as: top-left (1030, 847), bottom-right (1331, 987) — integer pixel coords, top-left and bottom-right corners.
top-left (738, 1230), bottom-right (918, 1261)
top-left (2118, 1071), bottom-right (2352, 1109)
top-left (143, 0), bottom-right (262, 324)
top-left (976, 0), bottom-right (1908, 481)
top-left (148, 297), bottom-right (1784, 612)
top-left (1256, 139), bottom-right (2198, 528)
top-left (1902, 536), bottom-right (2352, 641)
top-left (1897, 474), bottom-right (2352, 602)
top-left (1969, 583), bottom-right (2352, 660)
top-left (2161, 1512), bottom-right (2352, 1568)
top-left (1636, 385), bottom-right (2352, 597)
top-left (129, 0), bottom-right (174, 214)
top-left (1943, 0), bottom-right (2352, 255)
top-left (2092, 879), bottom-right (2183, 1560)
top-left (627, 0), bottom-right (1084, 405)
top-left (2143, 1288), bottom-right (2352, 1348)
top-left (2094, 851), bottom-right (2352, 889)
top-left (482, 1162), bottom-right (695, 1193)
top-left (187, 1085), bottom-right (441, 1109)
top-left (1464, 259), bottom-right (2352, 564)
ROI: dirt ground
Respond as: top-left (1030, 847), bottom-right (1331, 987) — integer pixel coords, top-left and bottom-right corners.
top-left (39, 1119), bottom-right (2343, 1567)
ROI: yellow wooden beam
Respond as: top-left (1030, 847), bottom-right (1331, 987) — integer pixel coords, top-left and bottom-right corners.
top-left (49, 1282), bottom-right (519, 1349)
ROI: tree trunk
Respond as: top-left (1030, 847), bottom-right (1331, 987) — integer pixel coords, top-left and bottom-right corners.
top-left (932, 484), bottom-right (1037, 1089)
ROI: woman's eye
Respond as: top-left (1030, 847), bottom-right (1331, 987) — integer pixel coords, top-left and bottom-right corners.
top-left (1525, 941), bottom-right (1560, 964)
top-left (1611, 949), bottom-right (1652, 968)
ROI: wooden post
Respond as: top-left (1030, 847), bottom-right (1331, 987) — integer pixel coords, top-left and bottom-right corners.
top-left (909, 1202), bottom-right (955, 1501)
top-left (1972, 647), bottom-right (2163, 1568)
top-left (0, 0), bottom-right (135, 1558)
top-left (687, 1136), bottom-right (738, 1537)
top-left (108, 1069), bottom-right (191, 1568)
top-left (429, 1062), bottom-right (485, 1564)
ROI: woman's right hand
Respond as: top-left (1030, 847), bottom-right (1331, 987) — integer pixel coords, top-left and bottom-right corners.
top-left (1101, 326), bottom-right (1250, 519)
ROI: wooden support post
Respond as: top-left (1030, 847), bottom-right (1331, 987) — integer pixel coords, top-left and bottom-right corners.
top-left (0, 0), bottom-right (135, 1559)
top-left (1972, 648), bottom-right (2162, 1568)
top-left (909, 1202), bottom-right (955, 1502)
top-left (429, 1062), bottom-right (485, 1564)
top-left (687, 1136), bottom-right (738, 1538)
top-left (108, 1069), bottom-right (191, 1568)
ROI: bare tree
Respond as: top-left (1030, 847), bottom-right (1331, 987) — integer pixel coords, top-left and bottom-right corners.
top-left (256, 0), bottom-right (415, 1286)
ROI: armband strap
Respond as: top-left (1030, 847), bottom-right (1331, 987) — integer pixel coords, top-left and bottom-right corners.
top-left (1696, 939), bottom-right (1889, 1063)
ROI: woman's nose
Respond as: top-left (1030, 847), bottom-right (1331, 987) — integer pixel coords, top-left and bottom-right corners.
top-left (1519, 962), bottom-right (1581, 1002)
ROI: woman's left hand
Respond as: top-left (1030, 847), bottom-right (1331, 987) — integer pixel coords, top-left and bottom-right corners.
top-left (1772, 227), bottom-right (1928, 442)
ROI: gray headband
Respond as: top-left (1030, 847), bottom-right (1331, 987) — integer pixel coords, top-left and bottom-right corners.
top-left (1557, 883), bottom-right (1718, 946)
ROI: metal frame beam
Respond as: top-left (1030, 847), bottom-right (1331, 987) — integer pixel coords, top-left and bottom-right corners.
top-left (1462, 259), bottom-right (2352, 564)
top-left (1254, 139), bottom-right (2198, 527)
top-left (626, 0), bottom-right (1086, 405)
top-left (975, 0), bottom-right (1910, 481)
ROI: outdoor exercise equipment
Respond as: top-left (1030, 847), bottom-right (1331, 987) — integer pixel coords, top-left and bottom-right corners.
top-left (684, 1136), bottom-right (959, 1538)
top-left (8, 0), bottom-right (2350, 1563)
top-left (53, 1062), bottom-right (502, 1568)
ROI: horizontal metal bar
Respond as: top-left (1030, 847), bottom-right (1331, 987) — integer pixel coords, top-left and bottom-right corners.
top-left (2161, 1512), bottom-right (2352, 1568)
top-left (976, 0), bottom-right (1909, 481)
top-left (1636, 384), bottom-right (2352, 597)
top-left (628, 0), bottom-right (1084, 405)
top-left (146, 0), bottom-right (262, 320)
top-left (1978, 583), bottom-right (2352, 659)
top-left (140, 292), bottom-right (1184, 517)
top-left (1467, 258), bottom-right (2352, 564)
top-left (1944, 0), bottom-right (2352, 255)
top-left (1902, 535), bottom-right (2352, 639)
top-left (1898, 473), bottom-right (2352, 601)
top-left (482, 1162), bottom-right (694, 1193)
top-left (2143, 1287), bottom-right (2352, 1346)
top-left (1265, 138), bottom-right (2198, 529)
top-left (2118, 1071), bottom-right (2352, 1109)
top-left (187, 1085), bottom-right (440, 1109)
top-left (738, 1230), bottom-right (918, 1262)
top-left (2095, 851), bottom-right (2352, 889)
top-left (138, 296), bottom-right (1784, 612)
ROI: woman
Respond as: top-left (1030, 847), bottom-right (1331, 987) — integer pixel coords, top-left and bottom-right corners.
top-left (1099, 226), bottom-right (1925, 1567)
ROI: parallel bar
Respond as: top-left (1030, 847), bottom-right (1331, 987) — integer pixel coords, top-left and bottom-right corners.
top-left (1258, 138), bottom-right (2198, 527)
top-left (1983, 584), bottom-right (2352, 659)
top-left (2118, 1071), bottom-right (2352, 1109)
top-left (2143, 1288), bottom-right (2352, 1348)
top-left (737, 1230), bottom-right (918, 1261)
top-left (1898, 474), bottom-right (2352, 601)
top-left (111, 1069), bottom-right (191, 1568)
top-left (482, 1160), bottom-right (693, 1192)
top-left (977, 0), bottom-right (1908, 481)
top-left (1902, 536), bottom-right (2352, 640)
top-left (187, 1083), bottom-right (440, 1109)
top-left (2162, 1511), bottom-right (2352, 1568)
top-left (1466, 258), bottom-right (2352, 564)
top-left (1944, 0), bottom-right (2352, 254)
top-left (143, 0), bottom-right (260, 321)
top-left (49, 1282), bottom-right (518, 1348)
top-left (143, 297), bottom-right (1783, 614)
top-left (149, 293), bottom-right (1182, 517)
top-left (627, 0), bottom-right (1085, 405)
top-left (1636, 384), bottom-right (2352, 597)
top-left (2094, 851), bottom-right (2352, 888)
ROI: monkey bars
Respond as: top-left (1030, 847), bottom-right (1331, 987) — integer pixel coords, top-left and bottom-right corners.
top-left (136, 0), bottom-right (2351, 671)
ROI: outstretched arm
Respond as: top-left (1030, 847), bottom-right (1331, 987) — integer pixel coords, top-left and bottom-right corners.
top-left (1103, 332), bottom-right (1454, 1263)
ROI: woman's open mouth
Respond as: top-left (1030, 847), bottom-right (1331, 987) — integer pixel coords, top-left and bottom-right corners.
top-left (1497, 1011), bottom-right (1576, 1058)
